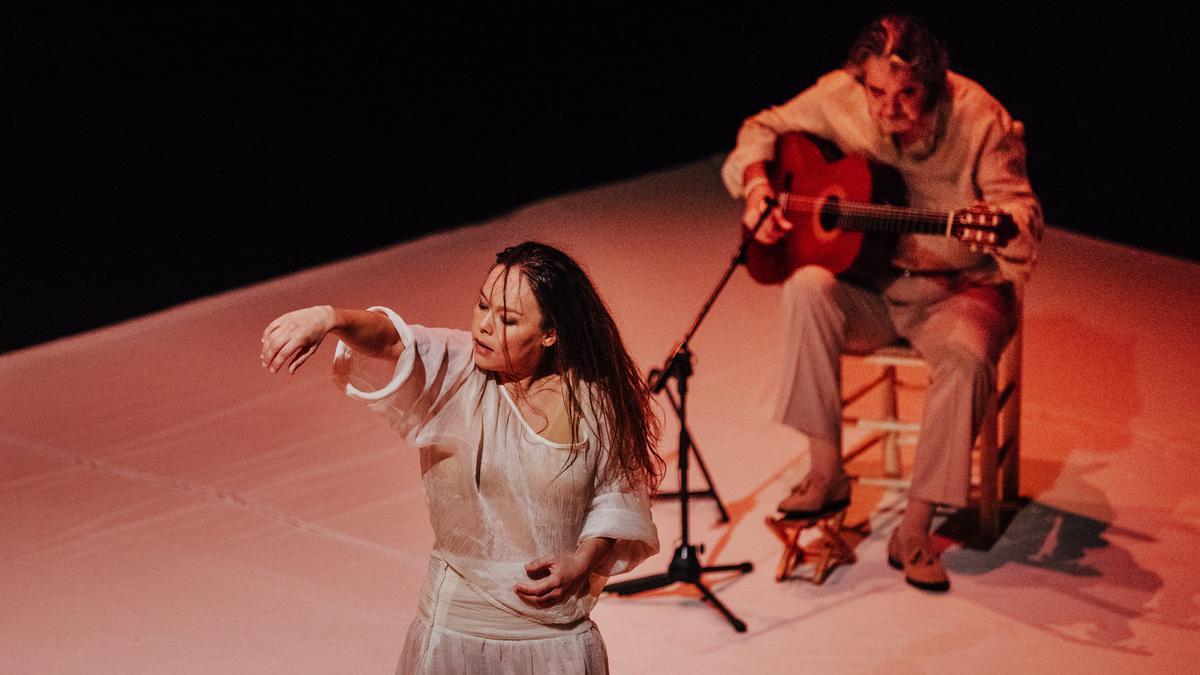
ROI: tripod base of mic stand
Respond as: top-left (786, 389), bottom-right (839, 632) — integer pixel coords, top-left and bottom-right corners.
top-left (603, 544), bottom-right (753, 632)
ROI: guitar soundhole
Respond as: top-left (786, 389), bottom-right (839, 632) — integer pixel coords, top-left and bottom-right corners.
top-left (819, 196), bottom-right (841, 232)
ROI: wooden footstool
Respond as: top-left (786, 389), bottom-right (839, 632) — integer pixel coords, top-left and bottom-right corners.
top-left (765, 505), bottom-right (856, 584)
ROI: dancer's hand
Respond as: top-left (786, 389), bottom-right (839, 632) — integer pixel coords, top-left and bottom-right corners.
top-left (514, 552), bottom-right (591, 608)
top-left (261, 306), bottom-right (336, 374)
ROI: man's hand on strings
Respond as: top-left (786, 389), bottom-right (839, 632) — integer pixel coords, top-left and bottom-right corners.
top-left (742, 182), bottom-right (793, 245)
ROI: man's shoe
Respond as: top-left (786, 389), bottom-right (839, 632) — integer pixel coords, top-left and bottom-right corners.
top-left (887, 529), bottom-right (950, 592)
top-left (776, 474), bottom-right (851, 517)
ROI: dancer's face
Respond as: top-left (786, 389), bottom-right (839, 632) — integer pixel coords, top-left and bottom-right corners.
top-left (471, 265), bottom-right (556, 380)
top-left (862, 55), bottom-right (929, 138)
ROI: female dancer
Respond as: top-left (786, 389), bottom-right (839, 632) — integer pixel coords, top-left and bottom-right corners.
top-left (260, 241), bottom-right (663, 674)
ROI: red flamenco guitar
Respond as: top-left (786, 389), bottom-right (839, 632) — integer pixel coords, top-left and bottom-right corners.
top-left (743, 132), bottom-right (1019, 284)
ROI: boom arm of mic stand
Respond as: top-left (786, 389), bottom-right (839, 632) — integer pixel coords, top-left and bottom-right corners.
top-left (647, 197), bottom-right (778, 395)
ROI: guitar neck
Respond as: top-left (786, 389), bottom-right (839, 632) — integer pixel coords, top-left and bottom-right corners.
top-left (781, 195), bottom-right (950, 237)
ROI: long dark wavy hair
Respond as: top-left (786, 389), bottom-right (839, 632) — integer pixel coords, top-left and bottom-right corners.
top-left (492, 241), bottom-right (664, 491)
top-left (845, 14), bottom-right (949, 112)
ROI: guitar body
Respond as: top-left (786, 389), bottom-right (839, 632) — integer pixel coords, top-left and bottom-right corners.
top-left (745, 133), bottom-right (907, 284)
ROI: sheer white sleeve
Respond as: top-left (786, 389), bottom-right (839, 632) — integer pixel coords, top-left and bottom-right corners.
top-left (578, 476), bottom-right (659, 576)
top-left (330, 306), bottom-right (475, 438)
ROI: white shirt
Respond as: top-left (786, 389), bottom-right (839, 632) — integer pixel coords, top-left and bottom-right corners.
top-left (332, 307), bottom-right (659, 625)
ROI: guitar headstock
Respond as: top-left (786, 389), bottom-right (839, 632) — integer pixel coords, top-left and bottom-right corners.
top-left (950, 206), bottom-right (1019, 250)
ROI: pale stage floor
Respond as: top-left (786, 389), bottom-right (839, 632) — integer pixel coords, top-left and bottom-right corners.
top-left (3, 157), bottom-right (1199, 673)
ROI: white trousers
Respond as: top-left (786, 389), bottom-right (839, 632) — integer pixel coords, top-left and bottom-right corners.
top-left (776, 266), bottom-right (1016, 507)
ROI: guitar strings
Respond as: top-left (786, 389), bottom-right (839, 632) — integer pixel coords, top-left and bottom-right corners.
top-left (781, 195), bottom-right (946, 234)
top-left (780, 195), bottom-right (948, 220)
top-left (776, 194), bottom-right (1008, 235)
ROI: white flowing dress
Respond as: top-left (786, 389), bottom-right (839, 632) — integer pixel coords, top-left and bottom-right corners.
top-left (331, 307), bottom-right (660, 674)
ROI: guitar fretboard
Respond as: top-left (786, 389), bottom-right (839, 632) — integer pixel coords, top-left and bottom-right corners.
top-left (781, 195), bottom-right (950, 236)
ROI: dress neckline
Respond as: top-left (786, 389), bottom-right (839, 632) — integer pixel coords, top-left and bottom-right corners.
top-left (497, 381), bottom-right (586, 449)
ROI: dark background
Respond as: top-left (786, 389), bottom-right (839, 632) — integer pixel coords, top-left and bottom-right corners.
top-left (4, 6), bottom-right (1196, 354)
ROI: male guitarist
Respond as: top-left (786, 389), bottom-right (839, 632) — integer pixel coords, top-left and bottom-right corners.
top-left (722, 15), bottom-right (1042, 591)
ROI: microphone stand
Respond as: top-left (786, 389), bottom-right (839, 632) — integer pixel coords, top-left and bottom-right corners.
top-left (603, 199), bottom-right (779, 633)
top-left (651, 385), bottom-right (729, 523)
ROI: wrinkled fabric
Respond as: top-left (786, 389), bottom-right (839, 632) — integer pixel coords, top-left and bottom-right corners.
top-left (398, 618), bottom-right (608, 675)
top-left (331, 307), bottom-right (658, 669)
top-left (397, 554), bottom-right (604, 674)
top-left (414, 554), bottom-right (595, 639)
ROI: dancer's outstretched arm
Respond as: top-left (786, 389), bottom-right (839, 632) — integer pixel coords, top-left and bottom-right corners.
top-left (260, 305), bottom-right (402, 374)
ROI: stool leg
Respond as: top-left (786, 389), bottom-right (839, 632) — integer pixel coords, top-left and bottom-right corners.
top-left (766, 517), bottom-right (806, 582)
top-left (767, 511), bottom-right (858, 584)
top-left (1001, 331), bottom-right (1023, 502)
top-left (811, 510), bottom-right (850, 584)
top-left (979, 394), bottom-right (1000, 542)
top-left (1002, 420), bottom-right (1020, 501)
top-left (783, 524), bottom-right (804, 581)
top-left (882, 365), bottom-right (901, 478)
top-left (830, 511), bottom-right (856, 566)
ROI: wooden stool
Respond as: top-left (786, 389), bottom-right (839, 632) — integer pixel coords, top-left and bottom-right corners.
top-left (765, 505), bottom-right (856, 584)
top-left (841, 298), bottom-right (1025, 543)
